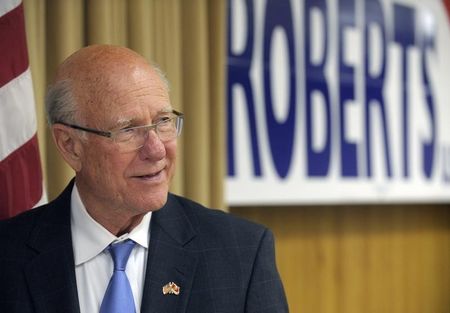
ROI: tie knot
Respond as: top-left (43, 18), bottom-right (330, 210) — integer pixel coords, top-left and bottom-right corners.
top-left (108, 240), bottom-right (136, 271)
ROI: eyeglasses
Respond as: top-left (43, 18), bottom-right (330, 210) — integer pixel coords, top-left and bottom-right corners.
top-left (58, 110), bottom-right (183, 152)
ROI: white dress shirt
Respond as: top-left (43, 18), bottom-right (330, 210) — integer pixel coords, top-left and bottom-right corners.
top-left (70, 184), bottom-right (151, 313)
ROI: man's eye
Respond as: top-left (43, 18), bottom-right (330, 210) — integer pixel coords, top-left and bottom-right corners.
top-left (120, 127), bottom-right (136, 134)
top-left (156, 116), bottom-right (172, 124)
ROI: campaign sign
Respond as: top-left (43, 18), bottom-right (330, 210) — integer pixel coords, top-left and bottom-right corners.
top-left (226, 0), bottom-right (450, 205)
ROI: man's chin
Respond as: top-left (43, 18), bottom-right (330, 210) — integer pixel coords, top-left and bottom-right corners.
top-left (134, 192), bottom-right (168, 212)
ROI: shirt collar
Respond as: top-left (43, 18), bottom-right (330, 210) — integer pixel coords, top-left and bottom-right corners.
top-left (70, 183), bottom-right (151, 266)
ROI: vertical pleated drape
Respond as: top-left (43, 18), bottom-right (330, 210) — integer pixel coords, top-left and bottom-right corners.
top-left (23, 0), bottom-right (226, 209)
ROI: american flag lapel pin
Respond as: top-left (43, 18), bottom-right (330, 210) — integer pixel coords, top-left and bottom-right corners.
top-left (162, 282), bottom-right (180, 295)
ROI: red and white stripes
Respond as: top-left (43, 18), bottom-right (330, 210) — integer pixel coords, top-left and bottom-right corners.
top-left (445, 0), bottom-right (450, 22)
top-left (0, 0), bottom-right (45, 219)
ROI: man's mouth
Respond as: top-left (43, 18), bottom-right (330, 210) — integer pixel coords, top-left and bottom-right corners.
top-left (135, 169), bottom-right (164, 180)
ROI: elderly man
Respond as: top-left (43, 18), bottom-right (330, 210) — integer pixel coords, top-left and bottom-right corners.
top-left (0, 45), bottom-right (288, 313)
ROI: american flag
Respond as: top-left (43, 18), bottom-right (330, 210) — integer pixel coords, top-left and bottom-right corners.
top-left (445, 0), bottom-right (450, 21)
top-left (0, 0), bottom-right (45, 219)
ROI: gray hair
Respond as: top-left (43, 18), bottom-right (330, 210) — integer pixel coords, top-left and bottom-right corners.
top-left (152, 62), bottom-right (171, 92)
top-left (45, 79), bottom-right (79, 126)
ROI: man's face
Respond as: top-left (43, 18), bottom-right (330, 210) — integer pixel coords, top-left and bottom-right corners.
top-left (75, 66), bottom-right (177, 216)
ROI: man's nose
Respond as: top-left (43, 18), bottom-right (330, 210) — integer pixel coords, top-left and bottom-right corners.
top-left (139, 129), bottom-right (166, 159)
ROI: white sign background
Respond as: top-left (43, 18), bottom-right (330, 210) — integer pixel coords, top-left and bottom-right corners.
top-left (226, 0), bottom-right (450, 205)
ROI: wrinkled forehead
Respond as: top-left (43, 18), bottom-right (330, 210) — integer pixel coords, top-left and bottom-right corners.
top-left (77, 66), bottom-right (171, 127)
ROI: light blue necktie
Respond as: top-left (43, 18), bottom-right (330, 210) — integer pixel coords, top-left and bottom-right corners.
top-left (100, 240), bottom-right (136, 313)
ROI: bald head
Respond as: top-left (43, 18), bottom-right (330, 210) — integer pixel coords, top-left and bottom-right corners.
top-left (55, 45), bottom-right (150, 82)
top-left (46, 45), bottom-right (169, 126)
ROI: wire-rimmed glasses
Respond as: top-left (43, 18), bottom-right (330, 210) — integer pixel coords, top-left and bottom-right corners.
top-left (58, 110), bottom-right (183, 152)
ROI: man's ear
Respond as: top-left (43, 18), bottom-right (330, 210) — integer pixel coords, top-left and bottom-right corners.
top-left (51, 124), bottom-right (83, 172)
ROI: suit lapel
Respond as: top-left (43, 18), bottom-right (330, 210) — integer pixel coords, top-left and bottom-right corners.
top-left (24, 181), bottom-right (80, 313)
top-left (23, 186), bottom-right (197, 313)
top-left (141, 194), bottom-right (199, 313)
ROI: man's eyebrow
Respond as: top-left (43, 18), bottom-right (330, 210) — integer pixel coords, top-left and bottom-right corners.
top-left (111, 117), bottom-right (134, 129)
top-left (110, 108), bottom-right (173, 128)
top-left (159, 107), bottom-right (173, 114)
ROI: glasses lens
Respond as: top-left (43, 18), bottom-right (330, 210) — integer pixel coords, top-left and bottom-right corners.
top-left (157, 117), bottom-right (179, 141)
top-left (116, 115), bottom-right (183, 152)
top-left (115, 129), bottom-right (136, 143)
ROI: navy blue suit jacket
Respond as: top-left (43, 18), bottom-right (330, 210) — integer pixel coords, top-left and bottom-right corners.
top-left (0, 181), bottom-right (288, 313)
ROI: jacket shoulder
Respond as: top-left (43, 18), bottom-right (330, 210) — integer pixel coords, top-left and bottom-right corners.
top-left (0, 180), bottom-right (73, 242)
top-left (170, 194), bottom-right (269, 245)
top-left (0, 204), bottom-right (49, 242)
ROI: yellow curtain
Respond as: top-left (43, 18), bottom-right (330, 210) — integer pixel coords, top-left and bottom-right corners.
top-left (23, 0), bottom-right (225, 209)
